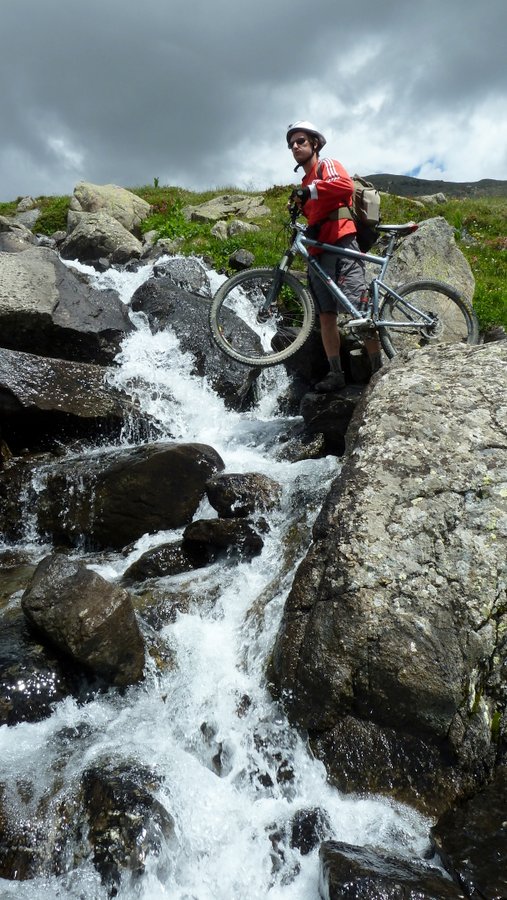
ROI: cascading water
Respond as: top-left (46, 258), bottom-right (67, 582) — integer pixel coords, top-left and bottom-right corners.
top-left (0, 258), bottom-right (432, 899)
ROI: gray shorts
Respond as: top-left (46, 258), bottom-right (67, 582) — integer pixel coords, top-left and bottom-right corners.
top-left (307, 234), bottom-right (366, 314)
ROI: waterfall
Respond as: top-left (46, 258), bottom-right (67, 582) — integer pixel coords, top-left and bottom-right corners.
top-left (0, 257), bottom-right (432, 899)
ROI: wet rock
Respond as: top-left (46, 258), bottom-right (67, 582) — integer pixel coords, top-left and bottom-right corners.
top-left (152, 255), bottom-right (211, 296)
top-left (271, 342), bottom-right (507, 816)
top-left (182, 517), bottom-right (264, 563)
top-left (0, 245), bottom-right (133, 363)
top-left (81, 760), bottom-right (174, 894)
top-left (205, 472), bottom-right (282, 518)
top-left (319, 841), bottom-right (465, 899)
top-left (130, 276), bottom-right (259, 410)
top-left (6, 441), bottom-right (224, 550)
top-left (0, 606), bottom-right (76, 726)
top-left (123, 540), bottom-right (197, 582)
top-left (299, 387), bottom-right (363, 457)
top-left (21, 553), bottom-right (145, 687)
top-left (431, 765), bottom-right (507, 899)
top-left (290, 807), bottom-right (330, 855)
top-left (0, 346), bottom-right (136, 454)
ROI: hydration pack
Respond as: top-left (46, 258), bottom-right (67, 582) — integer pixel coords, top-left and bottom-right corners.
top-left (317, 166), bottom-right (381, 252)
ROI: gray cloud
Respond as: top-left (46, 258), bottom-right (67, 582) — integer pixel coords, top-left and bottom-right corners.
top-left (1, 0), bottom-right (506, 200)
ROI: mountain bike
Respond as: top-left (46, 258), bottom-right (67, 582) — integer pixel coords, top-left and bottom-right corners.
top-left (208, 204), bottom-right (479, 367)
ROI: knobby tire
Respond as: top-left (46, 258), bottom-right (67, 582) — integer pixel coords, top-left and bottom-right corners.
top-left (377, 279), bottom-right (479, 359)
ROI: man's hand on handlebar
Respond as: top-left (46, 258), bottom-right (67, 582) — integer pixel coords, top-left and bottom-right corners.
top-left (287, 187), bottom-right (310, 210)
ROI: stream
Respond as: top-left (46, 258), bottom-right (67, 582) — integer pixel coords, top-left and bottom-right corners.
top-left (0, 259), bottom-right (432, 899)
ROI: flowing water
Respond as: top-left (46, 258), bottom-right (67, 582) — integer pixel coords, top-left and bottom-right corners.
top-left (0, 259), bottom-right (432, 899)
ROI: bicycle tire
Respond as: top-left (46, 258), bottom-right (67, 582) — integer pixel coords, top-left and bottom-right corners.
top-left (378, 279), bottom-right (480, 359)
top-left (209, 267), bottom-right (315, 367)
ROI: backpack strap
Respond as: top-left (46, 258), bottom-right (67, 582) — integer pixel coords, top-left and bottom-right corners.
top-left (316, 161), bottom-right (354, 223)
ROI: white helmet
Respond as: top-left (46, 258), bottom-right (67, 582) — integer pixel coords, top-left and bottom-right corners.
top-left (286, 120), bottom-right (327, 151)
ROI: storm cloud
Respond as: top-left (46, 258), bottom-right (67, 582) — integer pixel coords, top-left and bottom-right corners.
top-left (1, 0), bottom-right (506, 200)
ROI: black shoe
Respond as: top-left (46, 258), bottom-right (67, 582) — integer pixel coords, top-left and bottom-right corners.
top-left (314, 371), bottom-right (346, 393)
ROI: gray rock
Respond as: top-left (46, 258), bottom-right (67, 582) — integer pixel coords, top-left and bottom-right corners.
top-left (184, 193), bottom-right (269, 224)
top-left (67, 182), bottom-right (151, 234)
top-left (377, 216), bottom-right (475, 305)
top-left (0, 245), bottom-right (133, 363)
top-left (60, 210), bottom-right (143, 264)
top-left (229, 248), bottom-right (255, 270)
top-left (271, 341), bottom-right (507, 815)
top-left (21, 554), bottom-right (145, 686)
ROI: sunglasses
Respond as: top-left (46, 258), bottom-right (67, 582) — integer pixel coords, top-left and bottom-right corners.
top-left (288, 136), bottom-right (309, 148)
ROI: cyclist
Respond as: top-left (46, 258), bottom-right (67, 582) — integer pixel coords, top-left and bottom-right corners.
top-left (287, 120), bottom-right (382, 391)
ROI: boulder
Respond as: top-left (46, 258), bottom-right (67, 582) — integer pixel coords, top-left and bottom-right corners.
top-left (205, 472), bottom-right (282, 518)
top-left (0, 245), bottom-right (133, 363)
top-left (182, 517), bottom-right (264, 563)
top-left (184, 194), bottom-right (269, 224)
top-left (271, 341), bottom-right (507, 816)
top-left (60, 210), bottom-right (143, 264)
top-left (0, 607), bottom-right (75, 726)
top-left (432, 765), bottom-right (507, 899)
top-left (319, 841), bottom-right (464, 899)
top-left (377, 216), bottom-right (475, 305)
top-left (0, 215), bottom-right (37, 253)
top-left (21, 554), bottom-right (145, 686)
top-left (130, 276), bottom-right (258, 410)
top-left (12, 441), bottom-right (224, 550)
top-left (67, 182), bottom-right (151, 234)
top-left (229, 248), bottom-right (255, 270)
top-left (123, 540), bottom-right (197, 582)
top-left (152, 255), bottom-right (211, 296)
top-left (0, 346), bottom-right (136, 453)
top-left (81, 761), bottom-right (174, 892)
top-left (299, 388), bottom-right (364, 456)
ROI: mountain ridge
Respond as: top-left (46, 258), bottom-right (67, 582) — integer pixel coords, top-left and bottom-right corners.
top-left (365, 174), bottom-right (507, 199)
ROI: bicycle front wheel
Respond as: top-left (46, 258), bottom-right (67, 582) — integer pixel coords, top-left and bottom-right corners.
top-left (209, 268), bottom-right (315, 367)
top-left (378, 279), bottom-right (479, 359)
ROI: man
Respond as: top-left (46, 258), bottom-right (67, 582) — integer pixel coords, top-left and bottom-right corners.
top-left (286, 120), bottom-right (381, 391)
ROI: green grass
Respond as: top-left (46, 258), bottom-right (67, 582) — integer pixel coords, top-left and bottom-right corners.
top-left (2, 184), bottom-right (506, 331)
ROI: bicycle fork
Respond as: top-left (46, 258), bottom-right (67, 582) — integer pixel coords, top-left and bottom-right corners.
top-left (256, 253), bottom-right (294, 323)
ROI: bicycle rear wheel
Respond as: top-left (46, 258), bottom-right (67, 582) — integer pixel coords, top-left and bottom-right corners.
top-left (209, 267), bottom-right (315, 367)
top-left (378, 279), bottom-right (479, 359)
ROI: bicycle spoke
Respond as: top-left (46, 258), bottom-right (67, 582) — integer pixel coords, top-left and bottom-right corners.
top-left (378, 280), bottom-right (479, 358)
top-left (209, 269), bottom-right (315, 367)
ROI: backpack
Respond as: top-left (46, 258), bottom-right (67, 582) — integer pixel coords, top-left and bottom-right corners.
top-left (316, 166), bottom-right (381, 252)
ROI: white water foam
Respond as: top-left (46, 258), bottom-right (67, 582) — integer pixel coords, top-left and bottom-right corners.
top-left (0, 259), bottom-right (433, 899)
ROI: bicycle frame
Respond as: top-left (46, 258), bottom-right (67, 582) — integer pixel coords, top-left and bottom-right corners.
top-left (275, 223), bottom-right (439, 332)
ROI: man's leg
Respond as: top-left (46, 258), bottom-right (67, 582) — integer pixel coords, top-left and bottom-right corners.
top-left (315, 311), bottom-right (346, 390)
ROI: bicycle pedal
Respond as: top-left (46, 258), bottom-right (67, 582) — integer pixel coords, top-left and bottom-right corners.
top-left (345, 316), bottom-right (372, 329)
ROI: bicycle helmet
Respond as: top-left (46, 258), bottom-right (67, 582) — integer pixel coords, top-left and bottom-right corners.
top-left (286, 120), bottom-right (327, 151)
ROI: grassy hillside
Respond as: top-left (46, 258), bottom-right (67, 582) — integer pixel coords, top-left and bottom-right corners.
top-left (1, 185), bottom-right (505, 330)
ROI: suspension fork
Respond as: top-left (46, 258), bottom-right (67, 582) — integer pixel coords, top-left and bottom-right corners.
top-left (257, 250), bottom-right (295, 320)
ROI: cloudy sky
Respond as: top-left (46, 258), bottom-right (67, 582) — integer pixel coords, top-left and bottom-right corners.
top-left (2, 0), bottom-right (506, 201)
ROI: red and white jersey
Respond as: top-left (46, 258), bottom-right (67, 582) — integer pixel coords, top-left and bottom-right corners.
top-left (301, 157), bottom-right (356, 249)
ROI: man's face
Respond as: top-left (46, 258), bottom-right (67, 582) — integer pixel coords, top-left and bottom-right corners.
top-left (288, 131), bottom-right (315, 166)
